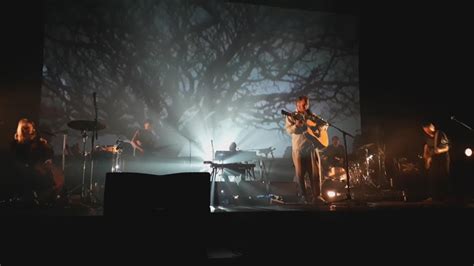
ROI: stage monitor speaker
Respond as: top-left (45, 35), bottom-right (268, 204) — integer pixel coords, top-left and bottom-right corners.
top-left (103, 172), bottom-right (210, 216)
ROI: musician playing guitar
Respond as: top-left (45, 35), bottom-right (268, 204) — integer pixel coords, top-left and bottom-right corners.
top-left (11, 118), bottom-right (64, 205)
top-left (284, 96), bottom-right (328, 204)
top-left (422, 121), bottom-right (450, 201)
top-left (131, 119), bottom-right (158, 158)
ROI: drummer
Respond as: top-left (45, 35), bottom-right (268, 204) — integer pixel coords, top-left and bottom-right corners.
top-left (322, 136), bottom-right (345, 171)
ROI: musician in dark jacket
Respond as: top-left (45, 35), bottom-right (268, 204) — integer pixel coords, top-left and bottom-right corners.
top-left (323, 136), bottom-right (345, 168)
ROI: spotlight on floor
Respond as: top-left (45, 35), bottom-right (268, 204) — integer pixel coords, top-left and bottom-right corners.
top-left (326, 190), bottom-right (336, 198)
top-left (465, 148), bottom-right (472, 157)
top-left (321, 179), bottom-right (346, 202)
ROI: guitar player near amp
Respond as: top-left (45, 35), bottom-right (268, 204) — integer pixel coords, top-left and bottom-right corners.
top-left (284, 96), bottom-right (328, 204)
top-left (131, 119), bottom-right (159, 159)
top-left (422, 121), bottom-right (451, 201)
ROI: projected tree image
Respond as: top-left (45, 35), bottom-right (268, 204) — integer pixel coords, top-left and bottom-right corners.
top-left (41, 0), bottom-right (359, 157)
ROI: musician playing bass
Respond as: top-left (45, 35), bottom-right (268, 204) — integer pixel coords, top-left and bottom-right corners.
top-left (285, 96), bottom-right (327, 204)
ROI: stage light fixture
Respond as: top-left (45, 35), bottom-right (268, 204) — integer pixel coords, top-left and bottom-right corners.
top-left (465, 148), bottom-right (472, 157)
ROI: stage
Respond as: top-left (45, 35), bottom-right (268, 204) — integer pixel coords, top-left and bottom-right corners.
top-left (1, 189), bottom-right (473, 263)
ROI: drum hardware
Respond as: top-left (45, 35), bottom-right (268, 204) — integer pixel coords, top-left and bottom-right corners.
top-left (312, 118), bottom-right (361, 204)
top-left (66, 119), bottom-right (106, 203)
top-left (110, 138), bottom-right (129, 172)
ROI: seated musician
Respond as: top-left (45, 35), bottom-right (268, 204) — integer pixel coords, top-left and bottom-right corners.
top-left (131, 119), bottom-right (158, 159)
top-left (323, 136), bottom-right (345, 168)
top-left (322, 136), bottom-right (346, 179)
top-left (10, 118), bottom-right (64, 205)
top-left (229, 142), bottom-right (237, 153)
top-left (222, 142), bottom-right (246, 182)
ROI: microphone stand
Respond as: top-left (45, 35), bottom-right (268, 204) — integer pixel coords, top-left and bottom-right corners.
top-left (210, 139), bottom-right (216, 208)
top-left (322, 119), bottom-right (362, 205)
top-left (88, 92), bottom-right (98, 204)
top-left (451, 116), bottom-right (473, 132)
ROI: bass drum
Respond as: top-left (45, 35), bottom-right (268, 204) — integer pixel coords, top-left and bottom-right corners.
top-left (325, 162), bottom-right (363, 184)
top-left (325, 166), bottom-right (347, 181)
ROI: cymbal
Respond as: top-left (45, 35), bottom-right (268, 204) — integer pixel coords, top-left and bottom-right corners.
top-left (67, 120), bottom-right (106, 131)
top-left (358, 143), bottom-right (376, 150)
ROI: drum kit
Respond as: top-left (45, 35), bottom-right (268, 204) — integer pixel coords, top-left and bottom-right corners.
top-left (322, 142), bottom-right (388, 194)
top-left (64, 119), bottom-right (130, 203)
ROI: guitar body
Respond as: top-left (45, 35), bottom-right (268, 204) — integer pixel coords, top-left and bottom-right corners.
top-left (33, 161), bottom-right (65, 204)
top-left (282, 110), bottom-right (329, 148)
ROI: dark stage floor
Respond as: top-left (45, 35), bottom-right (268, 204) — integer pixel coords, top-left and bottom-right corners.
top-left (1, 193), bottom-right (473, 215)
top-left (1, 195), bottom-right (473, 264)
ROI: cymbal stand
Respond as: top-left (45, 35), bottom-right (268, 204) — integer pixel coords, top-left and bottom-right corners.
top-left (62, 133), bottom-right (67, 171)
top-left (65, 130), bottom-right (88, 197)
top-left (363, 148), bottom-right (378, 188)
top-left (112, 140), bottom-right (124, 172)
top-left (323, 120), bottom-right (366, 205)
top-left (81, 130), bottom-right (89, 199)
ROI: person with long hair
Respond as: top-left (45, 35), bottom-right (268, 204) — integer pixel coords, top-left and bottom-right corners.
top-left (11, 118), bottom-right (63, 205)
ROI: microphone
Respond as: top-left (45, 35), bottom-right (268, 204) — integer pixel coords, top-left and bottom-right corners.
top-left (451, 115), bottom-right (455, 120)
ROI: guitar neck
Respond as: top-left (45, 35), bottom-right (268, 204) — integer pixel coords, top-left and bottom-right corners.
top-left (281, 110), bottom-right (304, 121)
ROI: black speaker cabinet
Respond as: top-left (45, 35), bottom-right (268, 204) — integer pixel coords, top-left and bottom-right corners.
top-left (104, 172), bottom-right (210, 216)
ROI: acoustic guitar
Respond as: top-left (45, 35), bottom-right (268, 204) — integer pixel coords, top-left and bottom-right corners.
top-left (281, 109), bottom-right (329, 148)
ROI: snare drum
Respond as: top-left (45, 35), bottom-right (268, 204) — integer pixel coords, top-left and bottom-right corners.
top-left (325, 166), bottom-right (347, 181)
